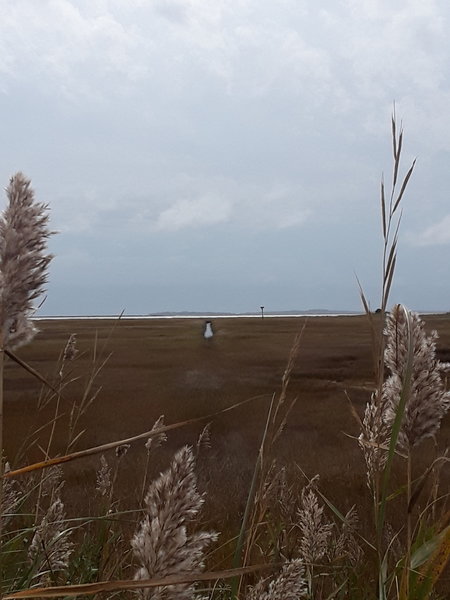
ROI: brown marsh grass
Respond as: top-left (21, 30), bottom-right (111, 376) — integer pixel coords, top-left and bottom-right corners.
top-left (4, 314), bottom-right (449, 538)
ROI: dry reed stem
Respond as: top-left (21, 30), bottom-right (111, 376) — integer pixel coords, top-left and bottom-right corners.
top-left (3, 565), bottom-right (271, 599)
top-left (3, 394), bottom-right (265, 480)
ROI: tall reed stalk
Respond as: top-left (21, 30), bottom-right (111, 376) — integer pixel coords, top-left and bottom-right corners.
top-left (358, 112), bottom-right (415, 571)
top-left (359, 115), bottom-right (450, 598)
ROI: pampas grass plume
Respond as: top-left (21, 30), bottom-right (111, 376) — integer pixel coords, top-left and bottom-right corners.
top-left (384, 304), bottom-right (450, 449)
top-left (0, 173), bottom-right (53, 349)
top-left (131, 445), bottom-right (217, 599)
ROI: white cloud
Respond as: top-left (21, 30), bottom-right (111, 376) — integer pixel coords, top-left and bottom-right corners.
top-left (155, 195), bottom-right (232, 231)
top-left (410, 215), bottom-right (450, 246)
top-left (235, 184), bottom-right (312, 230)
top-left (0, 0), bottom-right (147, 100)
top-left (150, 179), bottom-right (314, 232)
top-left (1, 0), bottom-right (448, 132)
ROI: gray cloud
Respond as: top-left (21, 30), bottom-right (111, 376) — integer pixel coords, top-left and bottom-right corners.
top-left (0, 0), bottom-right (449, 313)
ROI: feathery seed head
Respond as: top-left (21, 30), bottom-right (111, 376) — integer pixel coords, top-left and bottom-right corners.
top-left (145, 415), bottom-right (167, 452)
top-left (62, 333), bottom-right (78, 362)
top-left (247, 559), bottom-right (308, 600)
top-left (196, 422), bottom-right (212, 456)
top-left (384, 304), bottom-right (450, 449)
top-left (297, 487), bottom-right (333, 565)
top-left (132, 446), bottom-right (217, 599)
top-left (96, 455), bottom-right (112, 498)
top-left (28, 495), bottom-right (73, 584)
top-left (0, 173), bottom-right (53, 349)
top-left (359, 389), bottom-right (392, 483)
top-left (360, 304), bottom-right (450, 480)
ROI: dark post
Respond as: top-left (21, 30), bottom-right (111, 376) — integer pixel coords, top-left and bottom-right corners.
top-left (260, 306), bottom-right (264, 319)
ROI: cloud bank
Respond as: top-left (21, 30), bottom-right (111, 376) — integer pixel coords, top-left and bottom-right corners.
top-left (0, 1), bottom-right (449, 313)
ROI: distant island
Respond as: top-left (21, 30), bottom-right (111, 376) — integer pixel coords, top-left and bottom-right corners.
top-left (146, 309), bottom-right (361, 317)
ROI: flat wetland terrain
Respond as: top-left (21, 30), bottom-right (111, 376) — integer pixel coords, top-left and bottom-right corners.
top-left (4, 314), bottom-right (450, 540)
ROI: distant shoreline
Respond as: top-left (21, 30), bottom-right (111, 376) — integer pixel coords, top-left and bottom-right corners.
top-left (34, 312), bottom-right (363, 320)
top-left (34, 310), bottom-right (449, 321)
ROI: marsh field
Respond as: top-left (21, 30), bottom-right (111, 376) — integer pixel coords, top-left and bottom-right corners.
top-left (4, 314), bottom-right (450, 563)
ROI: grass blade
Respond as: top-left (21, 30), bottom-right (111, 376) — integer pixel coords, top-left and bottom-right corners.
top-left (393, 129), bottom-right (403, 188)
top-left (381, 176), bottom-right (387, 240)
top-left (393, 159), bottom-right (416, 214)
top-left (392, 113), bottom-right (397, 160)
top-left (5, 349), bottom-right (63, 397)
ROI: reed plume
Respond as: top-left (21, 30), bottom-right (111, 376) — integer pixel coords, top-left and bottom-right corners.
top-left (0, 172), bottom-right (53, 350)
top-left (247, 559), bottom-right (307, 600)
top-left (297, 487), bottom-right (333, 565)
top-left (28, 495), bottom-right (73, 585)
top-left (131, 445), bottom-right (217, 599)
top-left (96, 455), bottom-right (112, 498)
top-left (196, 422), bottom-right (212, 456)
top-left (359, 304), bottom-right (450, 487)
top-left (383, 304), bottom-right (450, 450)
top-left (144, 415), bottom-right (167, 452)
top-left (141, 416), bottom-right (168, 503)
top-left (359, 388), bottom-right (393, 484)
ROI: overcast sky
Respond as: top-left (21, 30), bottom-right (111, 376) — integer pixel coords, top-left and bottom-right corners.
top-left (1, 0), bottom-right (449, 315)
